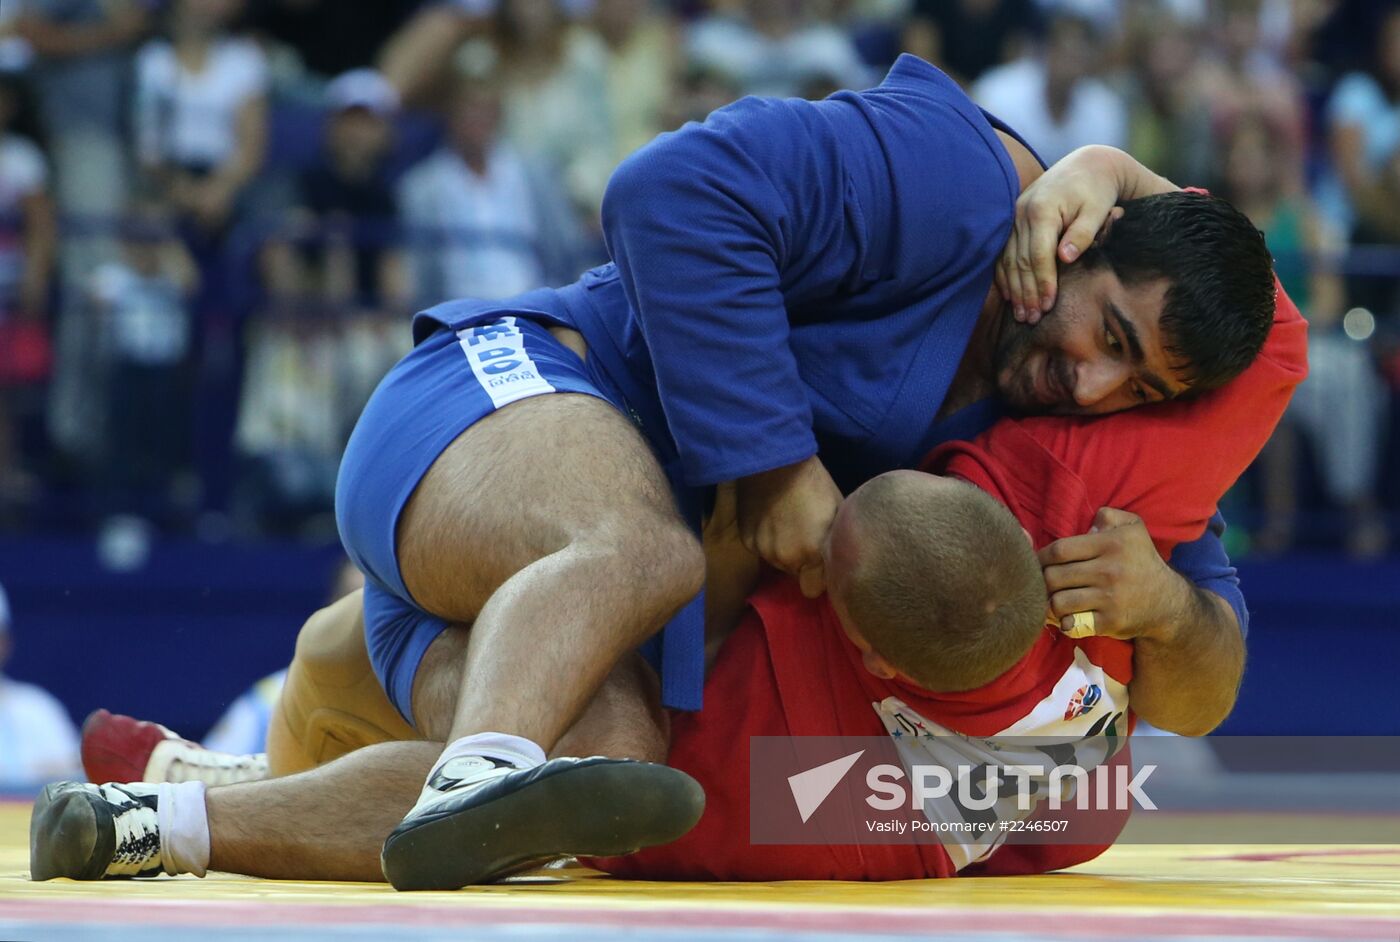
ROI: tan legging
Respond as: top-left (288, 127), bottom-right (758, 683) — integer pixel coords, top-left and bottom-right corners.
top-left (266, 589), bottom-right (420, 777)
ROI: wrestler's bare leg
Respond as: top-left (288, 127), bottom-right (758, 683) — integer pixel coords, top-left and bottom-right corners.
top-left (209, 487), bottom-right (757, 882)
top-left (194, 476), bottom-right (757, 882)
top-left (395, 392), bottom-right (702, 754)
top-left (369, 388), bottom-right (705, 886)
top-left (202, 474), bottom-right (753, 783)
top-left (208, 740), bottom-right (439, 882)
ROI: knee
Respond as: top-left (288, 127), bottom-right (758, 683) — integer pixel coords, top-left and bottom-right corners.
top-left (273, 594), bottom-right (370, 773)
top-left (671, 533), bottom-right (707, 603)
top-left (293, 590), bottom-right (371, 685)
top-left (603, 521), bottom-right (705, 613)
top-left (640, 521), bottom-right (705, 597)
top-left (281, 588), bottom-right (421, 767)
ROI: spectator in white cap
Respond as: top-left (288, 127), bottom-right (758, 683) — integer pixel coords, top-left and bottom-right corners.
top-left (325, 68), bottom-right (401, 120)
top-left (0, 582), bottom-right (81, 789)
top-left (260, 68), bottom-right (408, 315)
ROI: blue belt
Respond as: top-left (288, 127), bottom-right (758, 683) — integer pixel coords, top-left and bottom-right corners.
top-left (556, 277), bottom-right (707, 711)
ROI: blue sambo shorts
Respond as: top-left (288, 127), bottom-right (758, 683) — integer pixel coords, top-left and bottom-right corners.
top-left (336, 314), bottom-right (617, 725)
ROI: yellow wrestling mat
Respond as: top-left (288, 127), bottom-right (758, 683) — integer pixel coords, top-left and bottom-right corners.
top-left (2, 802), bottom-right (1398, 942)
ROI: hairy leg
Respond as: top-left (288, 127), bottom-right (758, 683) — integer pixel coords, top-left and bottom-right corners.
top-left (208, 740), bottom-right (437, 882)
top-left (553, 654), bottom-right (669, 762)
top-left (395, 393), bottom-right (702, 752)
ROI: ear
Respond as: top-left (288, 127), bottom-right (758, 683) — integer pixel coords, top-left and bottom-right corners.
top-left (862, 648), bottom-right (898, 680)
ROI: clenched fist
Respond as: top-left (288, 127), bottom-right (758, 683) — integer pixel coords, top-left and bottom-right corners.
top-left (1038, 507), bottom-right (1191, 643)
top-left (734, 455), bottom-right (843, 598)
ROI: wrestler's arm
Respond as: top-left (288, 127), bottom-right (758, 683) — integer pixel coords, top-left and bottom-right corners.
top-left (1040, 509), bottom-right (1243, 734)
top-left (701, 483), bottom-right (763, 663)
top-left (1131, 519), bottom-right (1246, 736)
top-left (1172, 515), bottom-right (1248, 637)
top-left (604, 102), bottom-right (1050, 488)
top-left (935, 421), bottom-right (1249, 736)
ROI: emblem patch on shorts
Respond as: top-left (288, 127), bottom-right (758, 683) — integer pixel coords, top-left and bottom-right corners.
top-left (457, 316), bottom-right (557, 409)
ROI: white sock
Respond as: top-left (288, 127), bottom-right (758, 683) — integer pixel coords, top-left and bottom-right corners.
top-left (156, 781), bottom-right (210, 877)
top-left (427, 732), bottom-right (547, 787)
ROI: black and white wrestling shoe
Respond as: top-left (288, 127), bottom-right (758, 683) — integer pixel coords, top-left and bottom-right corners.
top-left (30, 782), bottom-right (165, 881)
top-left (380, 755), bottom-right (705, 891)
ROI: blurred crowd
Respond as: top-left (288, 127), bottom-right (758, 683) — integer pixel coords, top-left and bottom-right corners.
top-left (0, 0), bottom-right (1395, 556)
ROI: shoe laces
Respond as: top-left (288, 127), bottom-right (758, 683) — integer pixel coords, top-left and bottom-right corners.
top-left (101, 784), bottom-right (164, 878)
top-left (154, 742), bottom-right (269, 787)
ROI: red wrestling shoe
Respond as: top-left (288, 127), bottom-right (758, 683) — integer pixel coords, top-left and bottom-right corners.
top-left (81, 709), bottom-right (268, 786)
